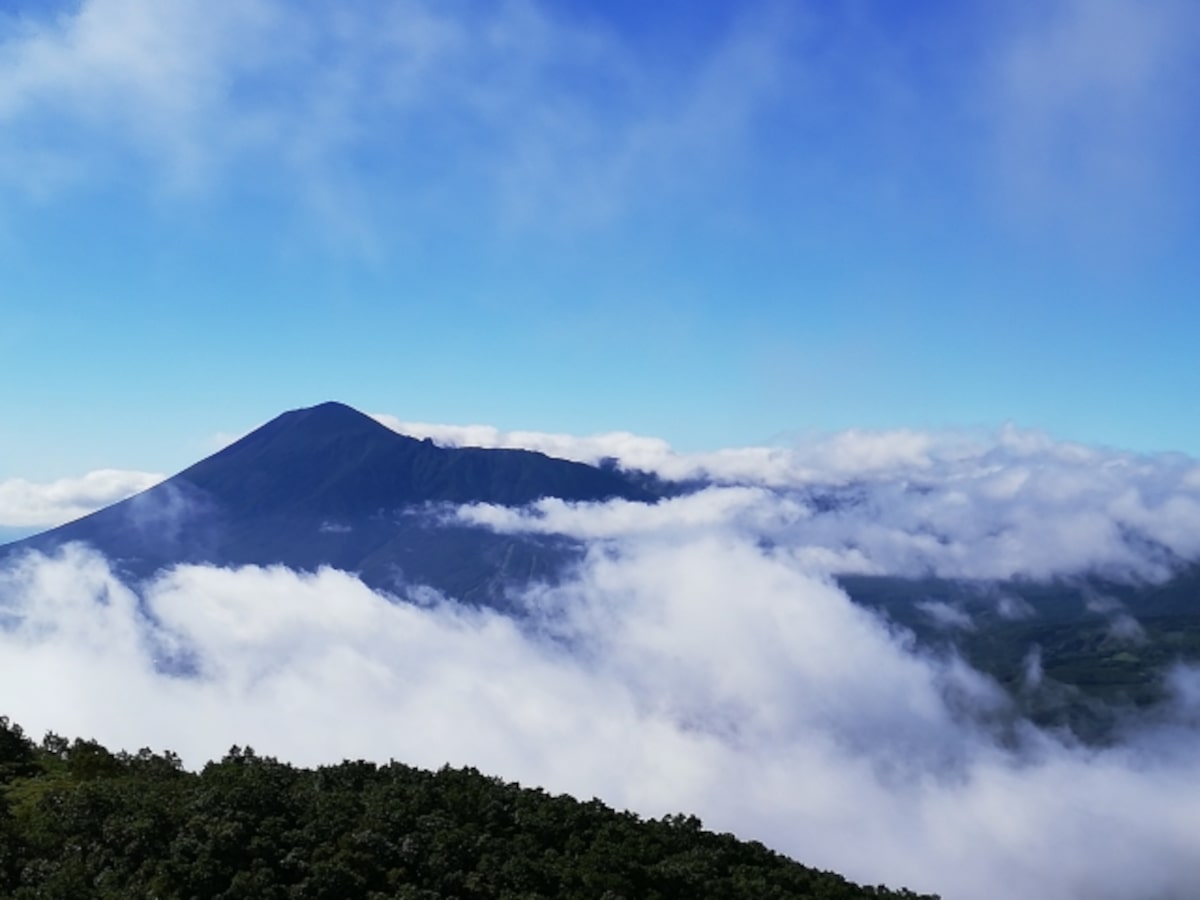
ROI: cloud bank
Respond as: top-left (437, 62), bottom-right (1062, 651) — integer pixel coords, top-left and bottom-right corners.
top-left (0, 468), bottom-right (163, 528)
top-left (5, 422), bottom-right (1200, 898)
top-left (396, 418), bottom-right (1200, 584)
top-left (2, 538), bottom-right (1199, 900)
top-left (9, 419), bottom-right (1200, 587)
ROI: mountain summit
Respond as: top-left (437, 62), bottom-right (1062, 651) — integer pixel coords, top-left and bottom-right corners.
top-left (173, 401), bottom-right (655, 515)
top-left (4, 402), bottom-right (663, 601)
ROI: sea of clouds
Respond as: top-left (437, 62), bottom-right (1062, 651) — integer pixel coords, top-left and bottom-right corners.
top-left (3, 423), bottom-right (1200, 900)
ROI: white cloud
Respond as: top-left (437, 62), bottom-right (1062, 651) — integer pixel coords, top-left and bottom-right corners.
top-left (2, 542), bottom-right (1200, 900)
top-left (422, 418), bottom-right (1200, 583)
top-left (0, 468), bottom-right (162, 528)
top-left (1, 0), bottom-right (1195, 254)
top-left (0, 0), bottom-right (286, 193)
top-left (917, 600), bottom-right (975, 631)
top-left (457, 487), bottom-right (786, 541)
top-left (6, 415), bottom-right (1200, 898)
top-left (0, 0), bottom-right (794, 238)
top-left (376, 414), bottom-right (981, 486)
top-left (984, 0), bottom-right (1200, 241)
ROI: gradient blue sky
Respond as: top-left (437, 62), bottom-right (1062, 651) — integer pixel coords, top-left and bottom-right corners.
top-left (2, 0), bottom-right (1198, 481)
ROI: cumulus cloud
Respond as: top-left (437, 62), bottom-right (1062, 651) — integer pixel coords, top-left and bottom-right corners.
top-left (0, 468), bottom-right (162, 528)
top-left (917, 600), bottom-right (976, 632)
top-left (417, 418), bottom-right (1200, 583)
top-left (2, 541), bottom-right (1200, 900)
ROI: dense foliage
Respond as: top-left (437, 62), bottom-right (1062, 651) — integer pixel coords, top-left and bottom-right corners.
top-left (0, 717), bottom-right (937, 899)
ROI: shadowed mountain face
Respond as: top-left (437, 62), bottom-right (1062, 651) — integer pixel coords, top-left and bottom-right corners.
top-left (3, 402), bottom-right (664, 604)
top-left (178, 402), bottom-right (658, 515)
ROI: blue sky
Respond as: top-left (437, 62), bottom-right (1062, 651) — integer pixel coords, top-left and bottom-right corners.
top-left (2, 0), bottom-right (1199, 482)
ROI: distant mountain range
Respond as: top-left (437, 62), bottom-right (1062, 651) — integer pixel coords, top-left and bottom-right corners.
top-left (1, 402), bottom-right (676, 604)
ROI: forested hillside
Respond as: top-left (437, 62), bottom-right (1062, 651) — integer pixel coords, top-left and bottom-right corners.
top-left (0, 718), bottom-right (936, 899)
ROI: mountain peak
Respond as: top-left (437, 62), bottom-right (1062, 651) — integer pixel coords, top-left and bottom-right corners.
top-left (7, 402), bottom-right (666, 598)
top-left (244, 401), bottom-right (392, 446)
top-left (283, 400), bottom-right (377, 425)
top-left (179, 400), bottom-right (653, 517)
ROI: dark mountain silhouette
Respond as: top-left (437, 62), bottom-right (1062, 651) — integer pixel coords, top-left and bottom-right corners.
top-left (178, 401), bottom-right (660, 514)
top-left (2, 402), bottom-right (669, 604)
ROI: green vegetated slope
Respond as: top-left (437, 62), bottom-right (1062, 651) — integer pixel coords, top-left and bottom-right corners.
top-left (840, 569), bottom-right (1200, 741)
top-left (0, 718), bottom-right (937, 900)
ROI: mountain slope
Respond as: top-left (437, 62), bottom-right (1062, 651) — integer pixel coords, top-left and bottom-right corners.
top-left (2, 402), bottom-right (663, 602)
top-left (0, 717), bottom-right (941, 899)
top-left (175, 401), bottom-right (657, 515)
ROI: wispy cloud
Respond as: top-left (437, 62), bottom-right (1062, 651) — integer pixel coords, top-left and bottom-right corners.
top-left (0, 468), bottom-right (162, 528)
top-left (0, 0), bottom-right (795, 245)
top-left (0, 0), bottom-right (285, 193)
top-left (982, 0), bottom-right (1200, 244)
top-left (4, 0), bottom-right (1194, 259)
top-left (390, 417), bottom-right (1200, 583)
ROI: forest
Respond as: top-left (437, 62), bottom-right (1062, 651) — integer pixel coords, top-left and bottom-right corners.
top-left (0, 717), bottom-right (937, 899)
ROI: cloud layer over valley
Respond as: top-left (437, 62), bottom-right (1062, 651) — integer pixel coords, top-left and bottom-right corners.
top-left (402, 417), bottom-right (1200, 584)
top-left (4, 423), bottom-right (1200, 899)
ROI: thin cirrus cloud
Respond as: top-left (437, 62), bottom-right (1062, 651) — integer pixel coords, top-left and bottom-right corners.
top-left (5, 0), bottom-right (1192, 247)
top-left (0, 0), bottom-right (286, 194)
top-left (0, 0), bottom-right (794, 235)
top-left (985, 0), bottom-right (1200, 240)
